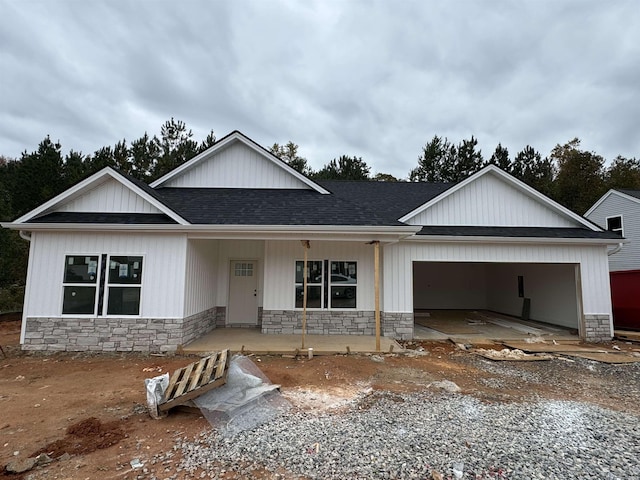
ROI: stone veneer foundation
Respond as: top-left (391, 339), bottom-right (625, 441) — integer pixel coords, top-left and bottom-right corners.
top-left (23, 306), bottom-right (220, 353)
top-left (583, 314), bottom-right (612, 342)
top-left (261, 310), bottom-right (415, 340)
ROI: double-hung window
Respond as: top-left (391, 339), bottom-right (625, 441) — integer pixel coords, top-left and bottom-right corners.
top-left (295, 260), bottom-right (357, 309)
top-left (61, 254), bottom-right (143, 316)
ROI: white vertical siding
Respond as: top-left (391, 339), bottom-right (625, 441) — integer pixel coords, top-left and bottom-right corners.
top-left (26, 232), bottom-right (187, 318)
top-left (383, 241), bottom-right (612, 319)
top-left (56, 178), bottom-right (161, 213)
top-left (408, 173), bottom-right (577, 227)
top-left (164, 143), bottom-right (311, 189)
top-left (263, 240), bottom-right (376, 310)
top-left (184, 240), bottom-right (219, 317)
top-left (585, 193), bottom-right (639, 271)
top-left (215, 240), bottom-right (265, 307)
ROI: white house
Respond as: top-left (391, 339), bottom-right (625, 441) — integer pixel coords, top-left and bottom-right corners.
top-left (1, 131), bottom-right (621, 352)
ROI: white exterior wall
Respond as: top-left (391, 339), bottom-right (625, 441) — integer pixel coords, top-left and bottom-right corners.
top-left (184, 240), bottom-right (219, 317)
top-left (485, 263), bottom-right (579, 328)
top-left (408, 174), bottom-right (577, 227)
top-left (164, 143), bottom-right (311, 189)
top-left (214, 240), bottom-right (265, 307)
top-left (263, 240), bottom-right (376, 310)
top-left (56, 178), bottom-right (161, 213)
top-left (585, 193), bottom-right (639, 271)
top-left (24, 231), bottom-right (187, 318)
top-left (383, 241), bottom-right (612, 320)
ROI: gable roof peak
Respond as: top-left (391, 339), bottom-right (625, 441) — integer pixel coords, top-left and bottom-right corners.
top-left (149, 130), bottom-right (330, 194)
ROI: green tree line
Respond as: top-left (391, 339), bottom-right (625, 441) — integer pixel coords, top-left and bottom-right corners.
top-left (1, 120), bottom-right (639, 310)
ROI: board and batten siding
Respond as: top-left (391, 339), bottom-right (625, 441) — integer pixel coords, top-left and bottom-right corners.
top-left (383, 241), bottom-right (612, 319)
top-left (25, 231), bottom-right (187, 318)
top-left (184, 239), bottom-right (219, 317)
top-left (407, 173), bottom-right (577, 227)
top-left (585, 193), bottom-right (639, 272)
top-left (263, 240), bottom-right (377, 311)
top-left (163, 142), bottom-right (311, 189)
top-left (56, 178), bottom-right (161, 213)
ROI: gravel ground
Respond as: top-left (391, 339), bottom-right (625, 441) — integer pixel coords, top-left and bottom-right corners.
top-left (173, 390), bottom-right (640, 479)
top-left (158, 352), bottom-right (640, 480)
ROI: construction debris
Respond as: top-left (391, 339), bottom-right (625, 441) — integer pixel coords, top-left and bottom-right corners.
top-left (145, 350), bottom-right (230, 418)
top-left (474, 348), bottom-right (554, 361)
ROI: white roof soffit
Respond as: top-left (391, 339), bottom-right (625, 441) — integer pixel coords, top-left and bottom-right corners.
top-left (9, 167), bottom-right (189, 226)
top-left (584, 189), bottom-right (640, 217)
top-left (149, 131), bottom-right (331, 194)
top-left (398, 164), bottom-right (601, 231)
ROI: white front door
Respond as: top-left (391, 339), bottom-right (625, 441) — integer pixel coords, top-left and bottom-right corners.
top-left (228, 260), bottom-right (258, 325)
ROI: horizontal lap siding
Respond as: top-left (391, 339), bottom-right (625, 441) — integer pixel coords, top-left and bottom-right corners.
top-left (585, 194), bottom-right (639, 271)
top-left (264, 240), bottom-right (376, 311)
top-left (383, 242), bottom-right (611, 318)
top-left (26, 232), bottom-right (187, 318)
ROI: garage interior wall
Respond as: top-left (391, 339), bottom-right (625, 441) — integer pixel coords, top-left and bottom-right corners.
top-left (412, 262), bottom-right (579, 328)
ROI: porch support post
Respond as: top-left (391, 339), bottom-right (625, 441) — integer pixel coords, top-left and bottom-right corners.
top-left (373, 240), bottom-right (381, 351)
top-left (301, 240), bottom-right (310, 349)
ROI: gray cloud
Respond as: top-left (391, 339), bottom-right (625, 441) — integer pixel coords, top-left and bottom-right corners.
top-left (1, 0), bottom-right (639, 179)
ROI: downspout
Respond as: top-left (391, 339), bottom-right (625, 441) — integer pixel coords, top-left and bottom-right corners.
top-left (607, 243), bottom-right (623, 256)
top-left (19, 230), bottom-right (32, 242)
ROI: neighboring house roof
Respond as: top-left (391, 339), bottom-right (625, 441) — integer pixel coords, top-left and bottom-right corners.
top-left (585, 188), bottom-right (640, 217)
top-left (618, 189), bottom-right (640, 200)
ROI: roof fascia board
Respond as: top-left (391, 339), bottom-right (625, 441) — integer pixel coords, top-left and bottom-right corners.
top-left (149, 131), bottom-right (330, 194)
top-left (3, 222), bottom-right (420, 234)
top-left (405, 234), bottom-right (626, 246)
top-left (2, 223), bottom-right (418, 242)
top-left (10, 167), bottom-right (189, 226)
top-left (399, 165), bottom-right (600, 231)
top-left (584, 189), bottom-right (640, 217)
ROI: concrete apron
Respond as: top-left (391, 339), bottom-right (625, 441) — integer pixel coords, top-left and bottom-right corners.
top-left (181, 328), bottom-right (404, 355)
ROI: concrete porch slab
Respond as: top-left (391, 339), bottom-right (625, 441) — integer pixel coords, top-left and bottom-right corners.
top-left (181, 328), bottom-right (404, 355)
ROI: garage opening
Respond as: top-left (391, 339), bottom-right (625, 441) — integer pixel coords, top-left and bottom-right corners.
top-left (412, 261), bottom-right (582, 339)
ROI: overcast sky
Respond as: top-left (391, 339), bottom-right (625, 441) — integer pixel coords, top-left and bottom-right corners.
top-left (1, 0), bottom-right (639, 179)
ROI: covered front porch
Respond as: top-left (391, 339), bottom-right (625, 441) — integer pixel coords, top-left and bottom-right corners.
top-left (181, 328), bottom-right (403, 355)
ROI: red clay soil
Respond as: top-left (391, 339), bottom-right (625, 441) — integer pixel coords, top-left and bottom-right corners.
top-left (1, 314), bottom-right (638, 479)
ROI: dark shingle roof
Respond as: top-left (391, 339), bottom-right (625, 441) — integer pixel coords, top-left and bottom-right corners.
top-left (416, 226), bottom-right (623, 240)
top-left (618, 189), bottom-right (640, 200)
top-left (28, 212), bottom-right (176, 224)
top-left (155, 181), bottom-right (451, 226)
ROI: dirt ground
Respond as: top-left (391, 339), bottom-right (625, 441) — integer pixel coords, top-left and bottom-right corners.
top-left (1, 314), bottom-right (639, 479)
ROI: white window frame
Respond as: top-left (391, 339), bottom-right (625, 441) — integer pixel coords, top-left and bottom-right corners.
top-left (103, 254), bottom-right (144, 317)
top-left (605, 215), bottom-right (623, 236)
top-left (60, 253), bottom-right (102, 317)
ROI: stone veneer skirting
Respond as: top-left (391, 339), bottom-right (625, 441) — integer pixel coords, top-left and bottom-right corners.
top-left (261, 310), bottom-right (414, 340)
top-left (23, 306), bottom-right (221, 353)
top-left (583, 314), bottom-right (612, 342)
